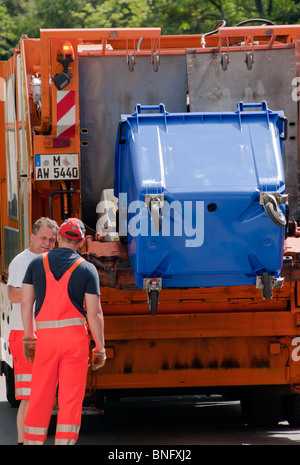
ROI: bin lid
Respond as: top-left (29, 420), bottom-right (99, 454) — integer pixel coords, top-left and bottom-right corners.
top-left (115, 101), bottom-right (286, 195)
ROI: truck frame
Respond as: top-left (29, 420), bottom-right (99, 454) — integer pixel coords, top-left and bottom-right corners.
top-left (1, 22), bottom-right (300, 425)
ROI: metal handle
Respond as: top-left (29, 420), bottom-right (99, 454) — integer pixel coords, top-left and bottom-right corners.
top-left (237, 101), bottom-right (268, 112)
top-left (135, 103), bottom-right (166, 114)
top-left (278, 116), bottom-right (288, 140)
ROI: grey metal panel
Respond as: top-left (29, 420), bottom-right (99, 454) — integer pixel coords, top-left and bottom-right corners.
top-left (187, 48), bottom-right (300, 219)
top-left (79, 54), bottom-right (187, 228)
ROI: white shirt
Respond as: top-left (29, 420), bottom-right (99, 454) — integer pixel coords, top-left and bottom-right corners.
top-left (7, 249), bottom-right (37, 331)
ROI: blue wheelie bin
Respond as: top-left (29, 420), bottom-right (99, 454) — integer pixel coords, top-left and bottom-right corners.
top-left (114, 101), bottom-right (287, 308)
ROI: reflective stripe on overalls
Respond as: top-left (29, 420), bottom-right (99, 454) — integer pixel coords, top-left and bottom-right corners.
top-left (24, 253), bottom-right (90, 445)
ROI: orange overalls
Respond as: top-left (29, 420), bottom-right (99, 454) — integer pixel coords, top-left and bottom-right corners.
top-left (24, 253), bottom-right (90, 445)
top-left (8, 330), bottom-right (33, 400)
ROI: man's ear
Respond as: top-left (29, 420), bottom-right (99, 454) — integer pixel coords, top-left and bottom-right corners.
top-left (78, 238), bottom-right (85, 250)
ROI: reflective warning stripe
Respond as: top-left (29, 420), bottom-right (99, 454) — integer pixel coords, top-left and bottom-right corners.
top-left (56, 424), bottom-right (80, 433)
top-left (24, 425), bottom-right (48, 445)
top-left (36, 318), bottom-right (86, 329)
top-left (15, 374), bottom-right (32, 398)
top-left (57, 90), bottom-right (75, 137)
top-left (24, 439), bottom-right (44, 445)
top-left (15, 374), bottom-right (32, 382)
top-left (15, 387), bottom-right (31, 397)
top-left (55, 438), bottom-right (77, 445)
top-left (25, 425), bottom-right (48, 435)
top-left (55, 424), bottom-right (80, 445)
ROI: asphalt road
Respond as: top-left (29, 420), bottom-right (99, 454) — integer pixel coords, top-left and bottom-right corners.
top-left (1, 374), bottom-right (300, 450)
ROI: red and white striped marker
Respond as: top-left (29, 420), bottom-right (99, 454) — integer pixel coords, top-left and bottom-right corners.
top-left (57, 90), bottom-right (75, 137)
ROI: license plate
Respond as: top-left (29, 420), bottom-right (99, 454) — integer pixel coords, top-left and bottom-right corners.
top-left (35, 154), bottom-right (79, 180)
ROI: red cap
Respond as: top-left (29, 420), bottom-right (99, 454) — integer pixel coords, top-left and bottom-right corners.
top-left (59, 218), bottom-right (85, 241)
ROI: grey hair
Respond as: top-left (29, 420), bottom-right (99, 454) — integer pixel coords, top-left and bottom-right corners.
top-left (32, 217), bottom-right (59, 235)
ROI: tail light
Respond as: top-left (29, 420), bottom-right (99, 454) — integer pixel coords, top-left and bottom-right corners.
top-left (44, 137), bottom-right (70, 148)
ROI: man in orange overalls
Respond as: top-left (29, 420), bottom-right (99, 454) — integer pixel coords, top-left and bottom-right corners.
top-left (7, 217), bottom-right (58, 444)
top-left (21, 218), bottom-right (106, 445)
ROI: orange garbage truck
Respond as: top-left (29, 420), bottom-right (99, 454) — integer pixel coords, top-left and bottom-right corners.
top-left (1, 22), bottom-right (300, 426)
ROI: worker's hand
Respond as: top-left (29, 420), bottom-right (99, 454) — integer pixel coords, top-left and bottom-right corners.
top-left (92, 348), bottom-right (106, 371)
top-left (23, 337), bottom-right (37, 363)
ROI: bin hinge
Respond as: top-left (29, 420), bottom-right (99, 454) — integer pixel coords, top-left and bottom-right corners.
top-left (145, 194), bottom-right (164, 232)
top-left (259, 192), bottom-right (288, 227)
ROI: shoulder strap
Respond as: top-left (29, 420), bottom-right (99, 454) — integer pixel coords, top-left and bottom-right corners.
top-left (68, 257), bottom-right (85, 275)
top-left (42, 253), bottom-right (50, 273)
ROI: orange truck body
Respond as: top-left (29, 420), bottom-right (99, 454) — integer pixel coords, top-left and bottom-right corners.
top-left (1, 24), bottom-right (300, 423)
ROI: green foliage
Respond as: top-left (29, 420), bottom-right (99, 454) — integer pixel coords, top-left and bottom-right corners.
top-left (0, 2), bottom-right (19, 58)
top-left (0, 0), bottom-right (300, 59)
